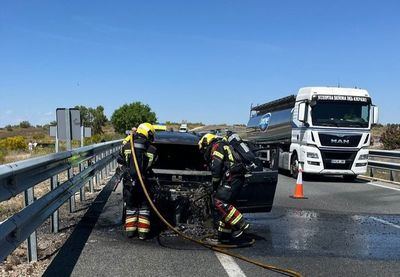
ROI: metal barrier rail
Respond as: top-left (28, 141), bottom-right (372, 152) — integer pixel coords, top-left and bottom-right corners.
top-left (0, 140), bottom-right (123, 262)
top-left (367, 149), bottom-right (400, 182)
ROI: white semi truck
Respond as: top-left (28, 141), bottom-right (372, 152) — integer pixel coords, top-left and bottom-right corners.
top-left (247, 87), bottom-right (379, 180)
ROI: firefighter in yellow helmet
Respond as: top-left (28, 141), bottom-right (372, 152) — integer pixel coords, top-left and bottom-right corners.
top-left (199, 133), bottom-right (250, 243)
top-left (117, 123), bottom-right (157, 239)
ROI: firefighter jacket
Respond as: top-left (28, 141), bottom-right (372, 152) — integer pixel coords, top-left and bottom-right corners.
top-left (206, 140), bottom-right (245, 187)
top-left (117, 133), bottom-right (157, 180)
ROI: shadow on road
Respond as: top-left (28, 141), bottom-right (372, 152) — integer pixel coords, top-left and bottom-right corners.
top-left (278, 169), bottom-right (370, 183)
top-left (43, 181), bottom-right (114, 277)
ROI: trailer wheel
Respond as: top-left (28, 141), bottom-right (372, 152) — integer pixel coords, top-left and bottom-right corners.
top-left (290, 153), bottom-right (299, 179)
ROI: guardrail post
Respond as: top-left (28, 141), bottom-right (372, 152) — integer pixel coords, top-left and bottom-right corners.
top-left (24, 188), bottom-right (38, 262)
top-left (369, 167), bottom-right (374, 178)
top-left (104, 151), bottom-right (108, 176)
top-left (100, 153), bottom-right (104, 180)
top-left (95, 155), bottom-right (100, 187)
top-left (88, 159), bottom-right (94, 193)
top-left (68, 168), bottom-right (76, 213)
top-left (113, 147), bottom-right (117, 169)
top-left (50, 175), bottom-right (59, 233)
top-left (105, 150), bottom-right (109, 177)
top-left (79, 162), bottom-right (86, 201)
top-left (390, 170), bottom-right (395, 182)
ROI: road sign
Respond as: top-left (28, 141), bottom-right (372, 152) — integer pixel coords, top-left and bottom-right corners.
top-left (49, 126), bottom-right (57, 137)
top-left (56, 109), bottom-right (68, 141)
top-left (84, 127), bottom-right (92, 138)
top-left (56, 108), bottom-right (81, 141)
top-left (70, 109), bottom-right (81, 140)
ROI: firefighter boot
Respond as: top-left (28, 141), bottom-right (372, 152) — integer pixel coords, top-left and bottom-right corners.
top-left (217, 221), bottom-right (232, 244)
top-left (138, 206), bottom-right (150, 240)
top-left (125, 209), bottom-right (138, 238)
top-left (231, 218), bottom-right (250, 239)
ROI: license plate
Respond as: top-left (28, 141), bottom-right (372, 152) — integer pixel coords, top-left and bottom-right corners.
top-left (331, 159), bottom-right (346, 164)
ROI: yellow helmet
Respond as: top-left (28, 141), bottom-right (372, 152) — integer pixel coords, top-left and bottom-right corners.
top-left (137, 123), bottom-right (156, 141)
top-left (198, 133), bottom-right (217, 150)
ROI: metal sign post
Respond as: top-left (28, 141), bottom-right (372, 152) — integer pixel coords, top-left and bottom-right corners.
top-left (55, 108), bottom-right (82, 213)
top-left (51, 109), bottom-right (93, 210)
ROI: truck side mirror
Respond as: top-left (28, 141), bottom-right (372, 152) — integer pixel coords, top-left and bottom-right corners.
top-left (372, 106), bottom-right (379, 124)
top-left (298, 102), bottom-right (307, 122)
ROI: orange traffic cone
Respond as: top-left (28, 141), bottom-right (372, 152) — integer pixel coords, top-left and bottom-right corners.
top-left (290, 164), bottom-right (307, 199)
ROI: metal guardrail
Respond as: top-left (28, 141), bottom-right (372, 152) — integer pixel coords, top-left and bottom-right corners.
top-left (367, 149), bottom-right (400, 182)
top-left (0, 140), bottom-right (123, 262)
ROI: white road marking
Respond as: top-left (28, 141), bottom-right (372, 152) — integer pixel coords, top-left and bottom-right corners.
top-left (366, 182), bottom-right (400, 192)
top-left (370, 217), bottom-right (400, 230)
top-left (215, 252), bottom-right (247, 277)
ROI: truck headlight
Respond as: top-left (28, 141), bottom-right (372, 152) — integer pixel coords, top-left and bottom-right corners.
top-left (359, 154), bottom-right (369, 160)
top-left (307, 152), bottom-right (319, 159)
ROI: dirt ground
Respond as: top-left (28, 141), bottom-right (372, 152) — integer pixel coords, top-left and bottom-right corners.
top-left (0, 171), bottom-right (114, 277)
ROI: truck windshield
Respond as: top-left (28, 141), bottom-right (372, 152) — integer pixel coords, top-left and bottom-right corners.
top-left (311, 101), bottom-right (370, 128)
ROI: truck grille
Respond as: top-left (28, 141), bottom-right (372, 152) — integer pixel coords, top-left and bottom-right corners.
top-left (319, 133), bottom-right (361, 147)
top-left (320, 150), bottom-right (357, 170)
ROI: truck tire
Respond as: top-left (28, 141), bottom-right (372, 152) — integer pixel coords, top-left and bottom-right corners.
top-left (290, 153), bottom-right (299, 179)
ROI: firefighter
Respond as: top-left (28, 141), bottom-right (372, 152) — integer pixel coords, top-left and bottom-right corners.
top-left (117, 123), bottom-right (157, 239)
top-left (199, 133), bottom-right (250, 243)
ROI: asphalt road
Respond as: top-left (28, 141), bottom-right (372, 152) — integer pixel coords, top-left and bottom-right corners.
top-left (43, 173), bottom-right (400, 277)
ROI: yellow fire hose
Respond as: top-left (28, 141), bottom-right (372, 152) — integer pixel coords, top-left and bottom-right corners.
top-left (129, 136), bottom-right (302, 277)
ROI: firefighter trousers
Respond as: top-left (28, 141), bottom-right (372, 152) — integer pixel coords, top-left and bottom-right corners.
top-left (123, 179), bottom-right (151, 236)
top-left (213, 176), bottom-right (246, 239)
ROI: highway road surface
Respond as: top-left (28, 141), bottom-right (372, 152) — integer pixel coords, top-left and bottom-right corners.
top-left (43, 174), bottom-right (400, 277)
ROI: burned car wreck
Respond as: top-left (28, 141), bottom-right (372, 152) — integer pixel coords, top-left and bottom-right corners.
top-left (144, 131), bottom-right (279, 228)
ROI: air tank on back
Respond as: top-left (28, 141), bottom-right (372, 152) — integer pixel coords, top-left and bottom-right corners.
top-left (246, 95), bottom-right (295, 145)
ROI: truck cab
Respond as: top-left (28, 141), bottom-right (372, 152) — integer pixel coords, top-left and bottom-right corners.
top-left (179, 123), bottom-right (188, 133)
top-left (291, 87), bottom-right (378, 179)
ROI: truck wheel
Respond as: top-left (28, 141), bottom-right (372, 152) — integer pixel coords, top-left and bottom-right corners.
top-left (343, 175), bottom-right (357, 182)
top-left (290, 153), bottom-right (299, 179)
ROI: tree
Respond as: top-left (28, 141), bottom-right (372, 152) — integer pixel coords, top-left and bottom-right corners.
top-left (74, 105), bottom-right (108, 135)
top-left (111, 102), bottom-right (157, 134)
top-left (90, 106), bottom-right (108, 135)
top-left (19, 121), bottom-right (31, 128)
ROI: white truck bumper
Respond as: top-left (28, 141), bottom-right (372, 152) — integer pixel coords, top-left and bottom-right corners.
top-left (301, 146), bottom-right (368, 176)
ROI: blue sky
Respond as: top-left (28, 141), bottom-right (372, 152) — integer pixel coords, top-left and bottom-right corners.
top-left (1, 0), bottom-right (399, 126)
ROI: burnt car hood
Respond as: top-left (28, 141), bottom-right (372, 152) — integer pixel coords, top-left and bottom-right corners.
top-left (151, 131), bottom-right (278, 213)
top-left (154, 131), bottom-right (200, 145)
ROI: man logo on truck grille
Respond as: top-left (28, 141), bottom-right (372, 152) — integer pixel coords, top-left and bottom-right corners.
top-left (259, 113), bottom-right (271, 132)
top-left (331, 138), bottom-right (350, 144)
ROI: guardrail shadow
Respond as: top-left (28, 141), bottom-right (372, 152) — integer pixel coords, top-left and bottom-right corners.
top-left (43, 180), bottom-right (114, 277)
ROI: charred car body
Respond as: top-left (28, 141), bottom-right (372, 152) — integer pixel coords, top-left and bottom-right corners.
top-left (143, 131), bottom-right (278, 226)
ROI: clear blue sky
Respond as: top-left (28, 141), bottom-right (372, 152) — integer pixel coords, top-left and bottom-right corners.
top-left (1, 0), bottom-right (399, 126)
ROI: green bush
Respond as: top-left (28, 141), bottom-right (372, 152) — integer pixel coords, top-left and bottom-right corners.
top-left (33, 133), bottom-right (45, 140)
top-left (19, 121), bottom-right (31, 128)
top-left (5, 125), bottom-right (13, 131)
top-left (381, 124), bottom-right (400, 150)
top-left (83, 133), bottom-right (122, 146)
top-left (0, 136), bottom-right (27, 151)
